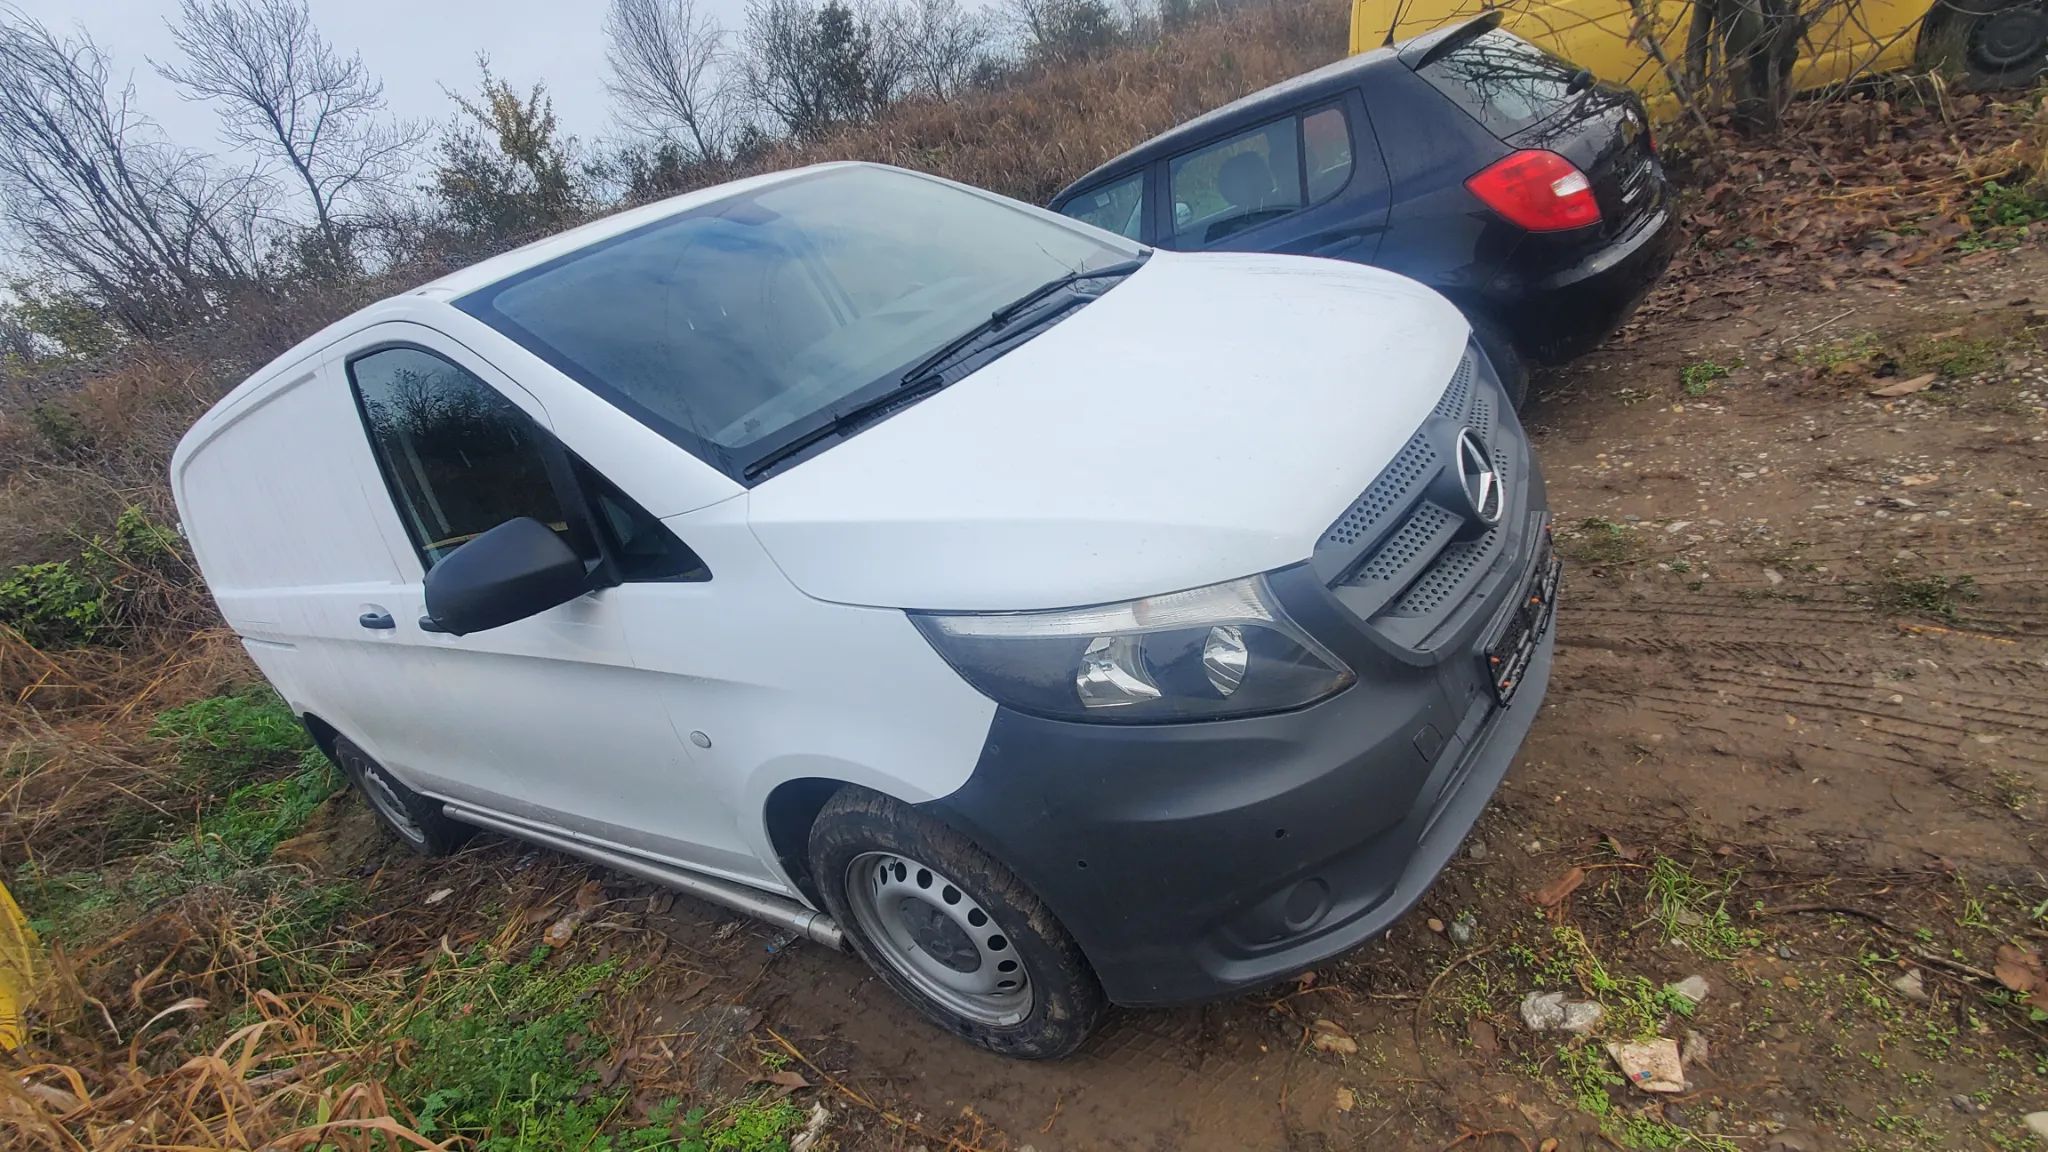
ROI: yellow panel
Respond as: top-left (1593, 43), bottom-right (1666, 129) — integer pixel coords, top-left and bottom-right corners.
top-left (0, 879), bottom-right (35, 1050)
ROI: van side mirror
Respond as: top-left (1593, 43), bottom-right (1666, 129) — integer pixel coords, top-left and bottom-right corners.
top-left (422, 517), bottom-right (591, 636)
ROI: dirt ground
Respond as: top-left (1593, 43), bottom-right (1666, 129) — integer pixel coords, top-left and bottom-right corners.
top-left (294, 241), bottom-right (2048, 1152)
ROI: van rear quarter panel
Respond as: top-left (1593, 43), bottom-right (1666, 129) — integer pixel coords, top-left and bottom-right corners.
top-left (172, 353), bottom-right (410, 748)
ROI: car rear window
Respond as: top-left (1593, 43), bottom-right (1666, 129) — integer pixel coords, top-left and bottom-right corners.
top-left (1413, 30), bottom-right (1583, 138)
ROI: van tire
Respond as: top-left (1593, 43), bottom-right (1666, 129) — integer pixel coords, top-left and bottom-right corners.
top-left (1919, 1), bottom-right (2048, 91)
top-left (1467, 314), bottom-right (1530, 411)
top-left (333, 737), bottom-right (471, 856)
top-left (808, 786), bottom-right (1106, 1058)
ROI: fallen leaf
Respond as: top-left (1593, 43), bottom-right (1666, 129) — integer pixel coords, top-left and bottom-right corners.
top-left (544, 910), bottom-right (584, 947)
top-left (1467, 1018), bottom-right (1499, 1055)
top-left (1310, 1018), bottom-right (1359, 1055)
top-left (573, 879), bottom-right (606, 912)
top-left (1295, 970), bottom-right (1317, 990)
top-left (1532, 866), bottom-right (1587, 908)
top-left (1311, 1032), bottom-right (1359, 1056)
top-left (1602, 833), bottom-right (1639, 861)
top-left (423, 888), bottom-right (453, 906)
top-left (1869, 373), bottom-right (1937, 397)
top-left (1541, 1140), bottom-right (1561, 1152)
top-left (1333, 1086), bottom-right (1355, 1113)
top-left (1995, 943), bottom-right (2045, 997)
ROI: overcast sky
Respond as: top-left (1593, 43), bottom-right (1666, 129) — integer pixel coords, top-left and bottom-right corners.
top-left (12, 0), bottom-right (764, 156)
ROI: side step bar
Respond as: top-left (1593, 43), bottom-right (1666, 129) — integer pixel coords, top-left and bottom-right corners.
top-left (444, 804), bottom-right (845, 950)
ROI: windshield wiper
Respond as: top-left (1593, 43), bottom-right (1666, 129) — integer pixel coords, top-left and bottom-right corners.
top-left (742, 373), bottom-right (951, 480)
top-left (897, 255), bottom-right (1149, 387)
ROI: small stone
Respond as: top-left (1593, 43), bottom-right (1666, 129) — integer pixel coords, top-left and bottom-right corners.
top-left (1762, 568), bottom-right (1783, 585)
top-left (2025, 1111), bottom-right (2048, 1142)
top-left (1681, 1029), bottom-right (1710, 1068)
top-left (1949, 1093), bottom-right (1979, 1114)
top-left (1448, 912), bottom-right (1478, 946)
top-left (1669, 975), bottom-right (1711, 1006)
top-left (1777, 944), bottom-right (1796, 960)
top-left (1466, 839), bottom-right (1490, 861)
top-left (1427, 917), bottom-right (1446, 933)
top-left (1891, 969), bottom-right (1927, 1001)
top-left (1520, 990), bottom-right (1566, 1031)
top-left (1333, 1086), bottom-right (1356, 1113)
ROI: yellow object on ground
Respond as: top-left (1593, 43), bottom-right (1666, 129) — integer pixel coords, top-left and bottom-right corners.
top-left (0, 879), bottom-right (36, 1049)
top-left (1350, 0), bottom-right (1934, 116)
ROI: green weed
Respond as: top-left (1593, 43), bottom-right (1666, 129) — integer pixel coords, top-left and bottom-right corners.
top-left (1868, 566), bottom-right (1979, 621)
top-left (1679, 358), bottom-right (1735, 396)
top-left (1896, 333), bottom-right (2004, 379)
top-left (1647, 857), bottom-right (1761, 960)
top-left (1969, 180), bottom-right (2048, 230)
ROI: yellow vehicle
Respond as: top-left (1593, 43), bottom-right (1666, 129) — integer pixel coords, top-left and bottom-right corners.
top-left (0, 879), bottom-right (34, 1049)
top-left (1350, 0), bottom-right (2048, 114)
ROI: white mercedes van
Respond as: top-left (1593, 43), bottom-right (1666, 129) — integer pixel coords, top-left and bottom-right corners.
top-left (172, 163), bottom-right (1558, 1058)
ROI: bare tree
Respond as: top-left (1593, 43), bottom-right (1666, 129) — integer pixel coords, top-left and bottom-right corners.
top-left (156, 0), bottom-right (421, 271)
top-left (1004, 0), bottom-right (1121, 62)
top-left (605, 0), bottom-right (736, 162)
top-left (893, 0), bottom-right (993, 99)
top-left (0, 11), bottom-right (264, 335)
top-left (742, 0), bottom-right (906, 139)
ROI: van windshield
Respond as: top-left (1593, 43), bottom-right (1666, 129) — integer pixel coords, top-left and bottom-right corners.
top-left (458, 166), bottom-right (1137, 482)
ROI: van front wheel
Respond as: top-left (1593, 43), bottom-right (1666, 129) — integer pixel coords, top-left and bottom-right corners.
top-left (808, 787), bottom-right (1105, 1058)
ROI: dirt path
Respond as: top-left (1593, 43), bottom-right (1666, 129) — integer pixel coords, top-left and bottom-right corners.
top-left (599, 244), bottom-right (2048, 1152)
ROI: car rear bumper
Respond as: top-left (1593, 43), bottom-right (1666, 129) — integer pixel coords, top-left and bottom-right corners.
top-left (1506, 193), bottom-right (1678, 363)
top-left (920, 545), bottom-right (1557, 1007)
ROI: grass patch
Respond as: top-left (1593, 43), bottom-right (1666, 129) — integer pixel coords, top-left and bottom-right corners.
top-left (1647, 857), bottom-right (1762, 960)
top-left (1869, 566), bottom-right (1979, 620)
top-left (331, 946), bottom-right (803, 1151)
top-left (1559, 517), bottom-right (1644, 570)
top-left (1969, 179), bottom-right (2048, 230)
top-left (1679, 358), bottom-right (1735, 396)
top-left (1894, 333), bottom-right (2005, 379)
top-left (150, 684), bottom-right (314, 787)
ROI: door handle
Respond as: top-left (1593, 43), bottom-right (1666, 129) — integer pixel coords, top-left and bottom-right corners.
top-left (358, 611), bottom-right (396, 630)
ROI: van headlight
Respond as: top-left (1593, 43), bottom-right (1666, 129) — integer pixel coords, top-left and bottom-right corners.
top-left (910, 575), bottom-right (1353, 723)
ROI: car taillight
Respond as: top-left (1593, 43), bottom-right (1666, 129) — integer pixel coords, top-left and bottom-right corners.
top-left (1465, 150), bottom-right (1601, 232)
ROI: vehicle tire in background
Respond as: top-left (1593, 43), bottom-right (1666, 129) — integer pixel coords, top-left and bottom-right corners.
top-left (1919, 0), bottom-right (2048, 90)
top-left (808, 785), bottom-right (1106, 1058)
top-left (332, 736), bottom-right (472, 855)
top-left (1467, 314), bottom-right (1531, 411)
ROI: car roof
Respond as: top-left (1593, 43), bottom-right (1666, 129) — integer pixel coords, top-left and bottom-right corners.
top-left (1055, 46), bottom-right (1404, 200)
top-left (1052, 17), bottom-right (1498, 203)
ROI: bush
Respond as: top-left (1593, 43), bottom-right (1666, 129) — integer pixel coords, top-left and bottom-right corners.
top-left (0, 559), bottom-right (106, 647)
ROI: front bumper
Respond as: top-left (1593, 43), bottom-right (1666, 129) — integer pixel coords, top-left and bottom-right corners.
top-left (921, 534), bottom-right (1558, 1006)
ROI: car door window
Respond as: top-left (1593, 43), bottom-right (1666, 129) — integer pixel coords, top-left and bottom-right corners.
top-left (350, 344), bottom-right (707, 583)
top-left (1303, 106), bottom-right (1355, 202)
top-left (1059, 172), bottom-right (1147, 240)
top-left (1170, 119), bottom-right (1304, 246)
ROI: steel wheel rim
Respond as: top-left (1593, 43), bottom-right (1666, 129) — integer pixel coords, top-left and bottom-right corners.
top-left (1972, 6), bottom-right (2048, 70)
top-left (359, 763), bottom-right (424, 844)
top-left (844, 851), bottom-right (1032, 1026)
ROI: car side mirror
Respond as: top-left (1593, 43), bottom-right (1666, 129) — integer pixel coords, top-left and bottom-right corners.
top-left (422, 517), bottom-right (591, 636)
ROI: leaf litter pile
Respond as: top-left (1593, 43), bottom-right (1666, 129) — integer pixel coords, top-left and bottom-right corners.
top-left (1654, 88), bottom-right (2048, 312)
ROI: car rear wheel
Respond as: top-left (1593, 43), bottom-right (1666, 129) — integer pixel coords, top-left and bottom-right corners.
top-left (332, 737), bottom-right (472, 856)
top-left (808, 786), bottom-right (1105, 1058)
top-left (1921, 0), bottom-right (2048, 89)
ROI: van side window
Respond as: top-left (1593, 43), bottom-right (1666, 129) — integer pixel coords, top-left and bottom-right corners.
top-left (1059, 172), bottom-right (1147, 240)
top-left (572, 458), bottom-right (710, 581)
top-left (350, 346), bottom-right (582, 570)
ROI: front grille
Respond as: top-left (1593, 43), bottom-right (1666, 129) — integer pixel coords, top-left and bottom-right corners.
top-left (1312, 343), bottom-right (1529, 651)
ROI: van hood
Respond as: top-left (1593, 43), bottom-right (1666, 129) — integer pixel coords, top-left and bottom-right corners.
top-left (746, 250), bottom-right (1468, 612)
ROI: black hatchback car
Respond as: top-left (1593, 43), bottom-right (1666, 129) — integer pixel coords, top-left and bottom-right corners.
top-left (1049, 15), bottom-right (1676, 406)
